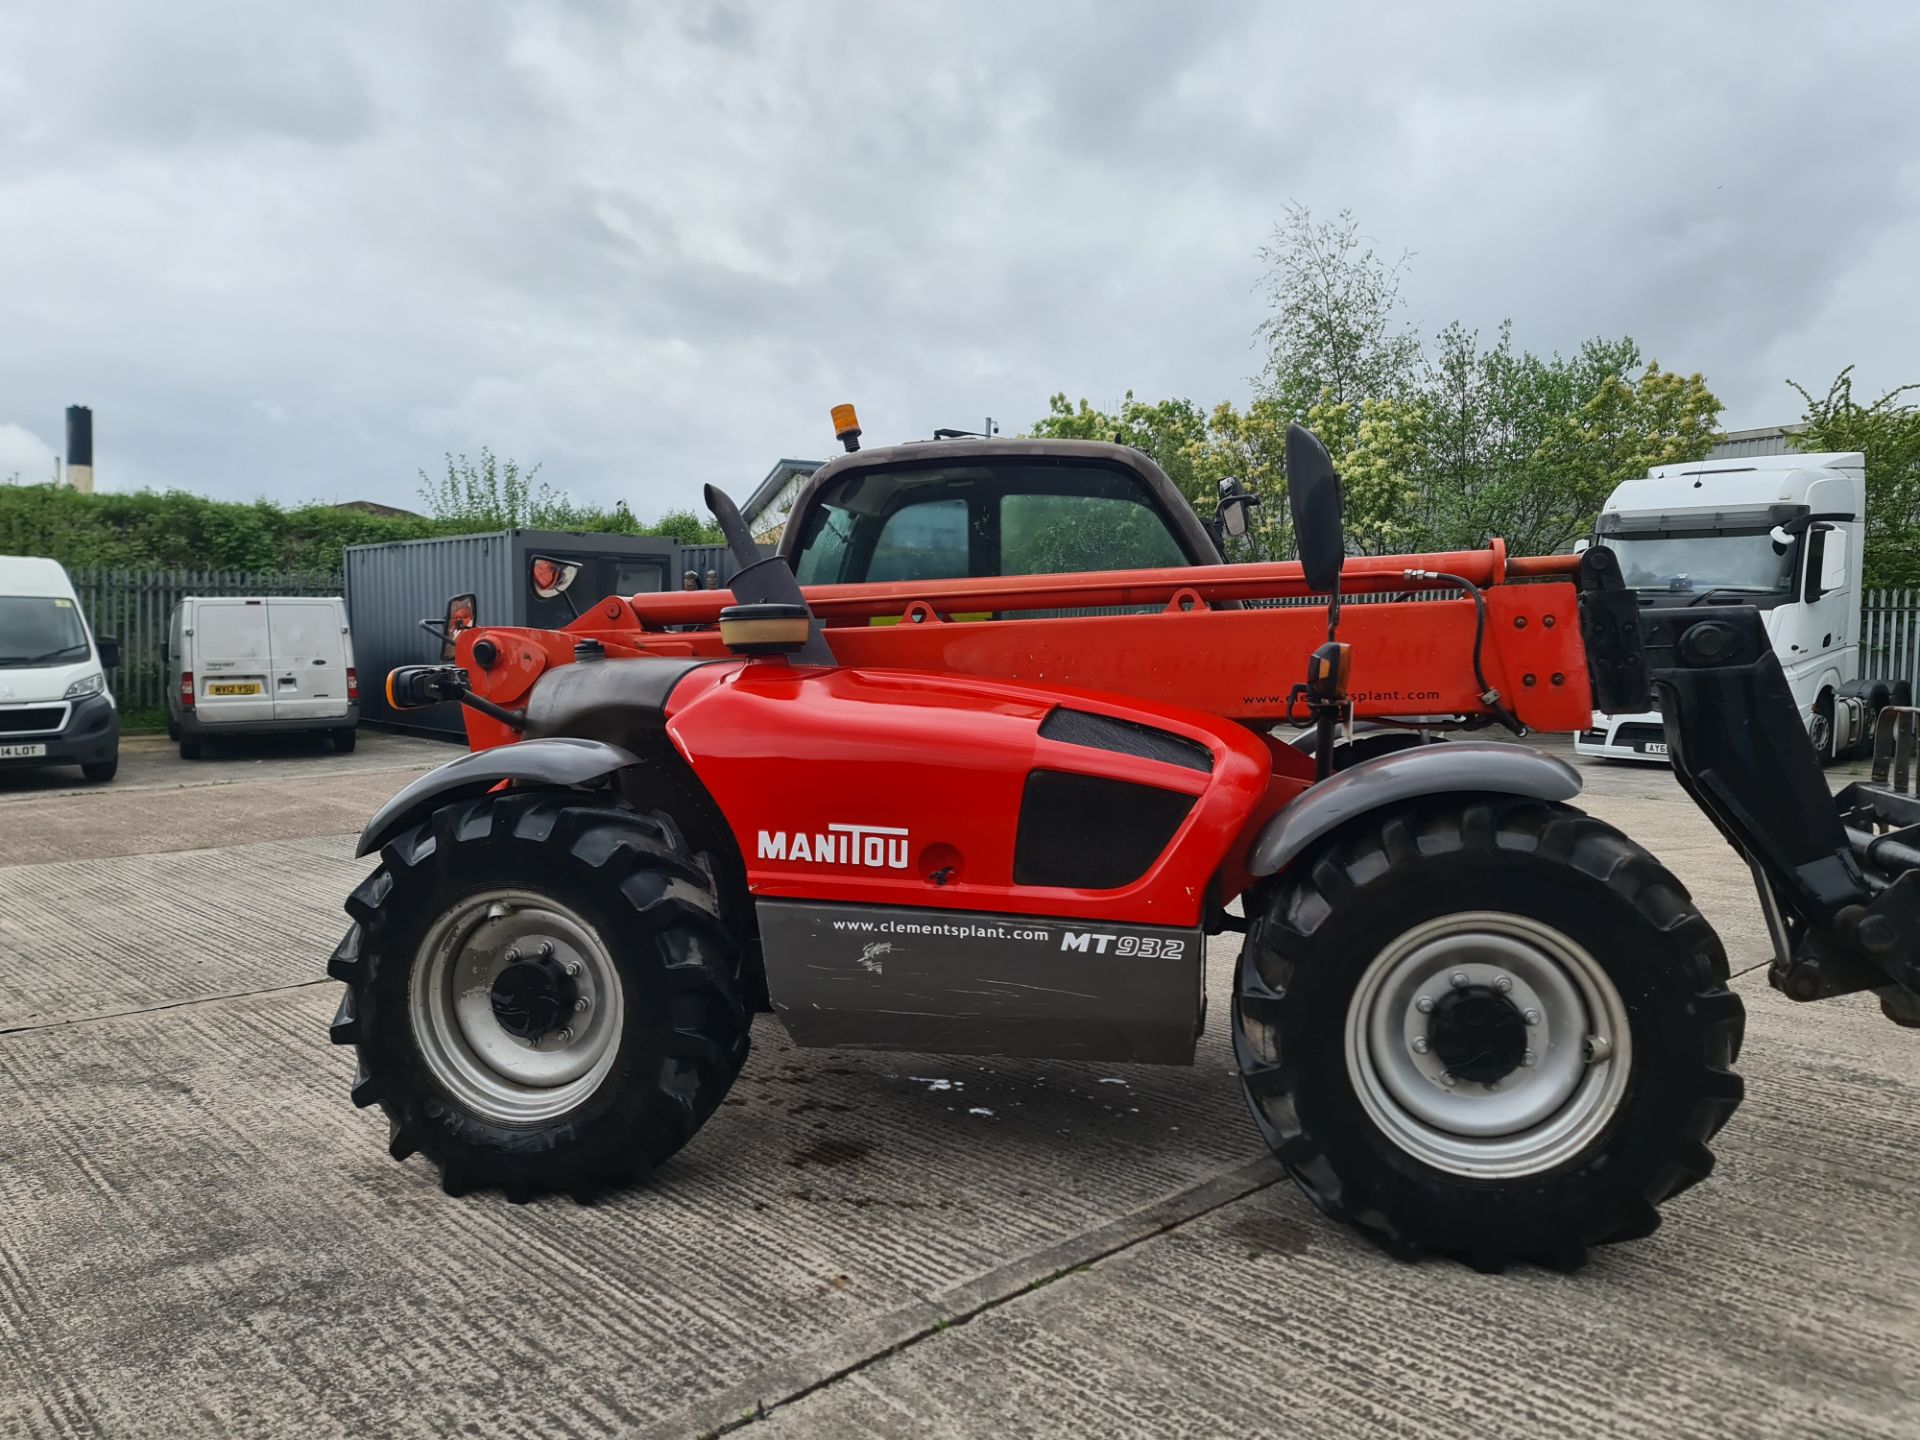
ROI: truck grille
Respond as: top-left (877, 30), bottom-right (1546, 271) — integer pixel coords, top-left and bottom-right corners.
top-left (0, 707), bottom-right (65, 734)
top-left (1615, 722), bottom-right (1665, 748)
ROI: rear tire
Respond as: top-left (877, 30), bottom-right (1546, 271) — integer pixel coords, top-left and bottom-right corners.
top-left (331, 728), bottom-right (358, 753)
top-left (1232, 794), bottom-right (1744, 1271)
top-left (327, 791), bottom-right (749, 1199)
top-left (178, 735), bottom-right (203, 760)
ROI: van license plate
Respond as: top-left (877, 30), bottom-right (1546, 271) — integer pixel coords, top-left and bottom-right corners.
top-left (0, 743), bottom-right (48, 759)
top-left (1641, 742), bottom-right (1669, 756)
top-left (208, 682), bottom-right (262, 696)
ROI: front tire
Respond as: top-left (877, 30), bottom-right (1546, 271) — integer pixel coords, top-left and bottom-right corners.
top-left (327, 791), bottom-right (749, 1199)
top-left (1232, 795), bottom-right (1744, 1271)
top-left (81, 756), bottom-right (118, 783)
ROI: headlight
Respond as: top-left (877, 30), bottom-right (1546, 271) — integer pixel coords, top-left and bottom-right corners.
top-left (64, 672), bottom-right (105, 700)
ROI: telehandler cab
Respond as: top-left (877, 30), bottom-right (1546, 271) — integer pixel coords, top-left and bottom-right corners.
top-left (329, 415), bottom-right (1916, 1270)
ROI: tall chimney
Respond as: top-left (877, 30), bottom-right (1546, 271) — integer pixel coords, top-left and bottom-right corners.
top-left (65, 405), bottom-right (93, 494)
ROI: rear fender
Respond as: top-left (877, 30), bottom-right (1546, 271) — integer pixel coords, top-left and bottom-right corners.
top-left (355, 737), bottom-right (641, 857)
top-left (1248, 741), bottom-right (1581, 877)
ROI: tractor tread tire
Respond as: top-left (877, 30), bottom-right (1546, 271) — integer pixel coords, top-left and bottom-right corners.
top-left (1232, 794), bottom-right (1744, 1271)
top-left (327, 790), bottom-right (748, 1200)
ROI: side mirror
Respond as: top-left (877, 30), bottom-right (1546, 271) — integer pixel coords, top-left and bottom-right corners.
top-left (530, 556), bottom-right (581, 600)
top-left (442, 593), bottom-right (476, 662)
top-left (1215, 476), bottom-right (1259, 540)
top-left (1769, 524), bottom-right (1795, 550)
top-left (1572, 538), bottom-right (1592, 556)
top-left (96, 636), bottom-right (120, 669)
top-left (1284, 424), bottom-right (1345, 594)
top-left (1811, 524), bottom-right (1847, 599)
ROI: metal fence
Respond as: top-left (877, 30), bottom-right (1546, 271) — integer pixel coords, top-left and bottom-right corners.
top-left (1861, 590), bottom-right (1920, 689)
top-left (71, 567), bottom-right (344, 711)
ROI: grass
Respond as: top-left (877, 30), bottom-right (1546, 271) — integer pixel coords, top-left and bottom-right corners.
top-left (118, 705), bottom-right (168, 735)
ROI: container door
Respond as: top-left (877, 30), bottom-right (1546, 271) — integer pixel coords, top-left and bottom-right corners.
top-left (268, 599), bottom-right (350, 722)
top-left (192, 600), bottom-right (275, 724)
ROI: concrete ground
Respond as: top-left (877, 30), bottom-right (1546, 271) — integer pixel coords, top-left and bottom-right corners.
top-left (0, 735), bottom-right (1914, 1439)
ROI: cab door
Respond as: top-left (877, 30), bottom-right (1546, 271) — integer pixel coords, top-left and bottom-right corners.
top-left (267, 599), bottom-right (349, 722)
top-left (191, 600), bottom-right (275, 724)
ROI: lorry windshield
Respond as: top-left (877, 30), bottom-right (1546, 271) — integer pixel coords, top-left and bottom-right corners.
top-left (0, 596), bottom-right (89, 666)
top-left (1608, 532), bottom-right (1796, 598)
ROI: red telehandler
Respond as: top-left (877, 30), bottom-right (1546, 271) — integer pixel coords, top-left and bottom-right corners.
top-left (327, 417), bottom-right (1916, 1270)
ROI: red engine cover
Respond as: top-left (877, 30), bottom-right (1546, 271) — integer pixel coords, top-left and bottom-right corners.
top-left (664, 661), bottom-right (1280, 929)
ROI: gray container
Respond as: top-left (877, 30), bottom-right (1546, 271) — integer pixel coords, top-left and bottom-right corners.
top-left (346, 529), bottom-right (722, 736)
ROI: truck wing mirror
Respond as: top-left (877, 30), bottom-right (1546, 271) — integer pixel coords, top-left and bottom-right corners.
top-left (1572, 538), bottom-right (1592, 555)
top-left (1284, 424), bottom-right (1345, 594)
top-left (1215, 476), bottom-right (1259, 540)
top-left (530, 556), bottom-right (581, 600)
top-left (96, 636), bottom-right (120, 669)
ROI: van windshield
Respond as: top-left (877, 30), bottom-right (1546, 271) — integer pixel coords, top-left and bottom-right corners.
top-left (0, 596), bottom-right (90, 667)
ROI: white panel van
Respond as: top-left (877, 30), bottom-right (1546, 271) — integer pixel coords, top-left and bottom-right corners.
top-left (165, 596), bottom-right (358, 758)
top-left (0, 556), bottom-right (121, 783)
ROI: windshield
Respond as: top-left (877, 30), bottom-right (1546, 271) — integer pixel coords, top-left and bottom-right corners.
top-left (0, 596), bottom-right (90, 667)
top-left (1608, 532), bottom-right (1796, 598)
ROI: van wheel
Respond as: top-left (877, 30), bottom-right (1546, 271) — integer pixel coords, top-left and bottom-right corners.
top-left (82, 757), bottom-right (118, 783)
top-left (166, 716), bottom-right (179, 741)
top-left (179, 736), bottom-right (203, 760)
top-left (331, 728), bottom-right (358, 754)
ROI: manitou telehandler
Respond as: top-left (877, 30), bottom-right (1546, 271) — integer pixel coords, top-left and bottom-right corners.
top-left (327, 416), bottom-right (1918, 1271)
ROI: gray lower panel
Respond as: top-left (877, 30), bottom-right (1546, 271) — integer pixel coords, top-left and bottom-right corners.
top-left (757, 900), bottom-right (1204, 1065)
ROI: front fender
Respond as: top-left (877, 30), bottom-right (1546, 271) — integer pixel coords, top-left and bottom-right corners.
top-left (1248, 741), bottom-right (1580, 877)
top-left (356, 736), bottom-right (641, 857)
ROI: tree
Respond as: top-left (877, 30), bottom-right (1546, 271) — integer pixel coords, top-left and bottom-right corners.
top-left (1790, 367), bottom-right (1920, 588)
top-left (1256, 204), bottom-right (1422, 418)
top-left (417, 445), bottom-right (724, 545)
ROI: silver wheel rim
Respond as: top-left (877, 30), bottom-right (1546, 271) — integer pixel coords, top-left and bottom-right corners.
top-left (1811, 710), bottom-right (1832, 758)
top-left (409, 888), bottom-right (625, 1125)
top-left (1343, 910), bottom-right (1633, 1178)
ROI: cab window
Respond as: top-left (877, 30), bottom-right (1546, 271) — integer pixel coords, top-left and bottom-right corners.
top-left (788, 461), bottom-right (1192, 586)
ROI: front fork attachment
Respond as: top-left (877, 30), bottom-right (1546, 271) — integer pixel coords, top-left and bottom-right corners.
top-left (1576, 545), bottom-right (1917, 1019)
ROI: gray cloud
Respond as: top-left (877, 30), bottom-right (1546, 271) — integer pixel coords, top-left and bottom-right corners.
top-left (1, 0), bottom-right (1914, 515)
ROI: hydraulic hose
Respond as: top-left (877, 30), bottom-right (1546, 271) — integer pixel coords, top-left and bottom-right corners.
top-left (1402, 570), bottom-right (1525, 735)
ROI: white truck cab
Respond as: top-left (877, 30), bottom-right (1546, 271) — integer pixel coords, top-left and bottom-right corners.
top-left (165, 596), bottom-right (359, 758)
top-left (0, 556), bottom-right (121, 783)
top-left (1575, 451), bottom-right (1876, 764)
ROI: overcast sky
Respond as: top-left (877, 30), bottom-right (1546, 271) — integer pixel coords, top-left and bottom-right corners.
top-left (1, 1), bottom-right (1915, 516)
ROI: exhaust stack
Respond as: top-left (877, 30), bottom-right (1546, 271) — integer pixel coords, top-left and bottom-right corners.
top-left (66, 405), bottom-right (93, 493)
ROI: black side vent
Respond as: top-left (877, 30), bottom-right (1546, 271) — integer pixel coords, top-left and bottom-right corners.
top-left (1038, 708), bottom-right (1213, 774)
top-left (1014, 771), bottom-right (1196, 889)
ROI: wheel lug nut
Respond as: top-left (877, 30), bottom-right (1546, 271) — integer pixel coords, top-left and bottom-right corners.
top-left (1411, 1036), bottom-right (1430, 1055)
top-left (1523, 1008), bottom-right (1541, 1026)
top-left (538, 941), bottom-right (555, 959)
top-left (503, 947), bottom-right (520, 964)
top-left (1485, 1079), bottom-right (1500, 1092)
top-left (564, 960), bottom-right (582, 978)
top-left (556, 1027), bottom-right (574, 1044)
top-left (1449, 971), bottom-right (1468, 989)
top-left (1441, 1072), bottom-right (1457, 1088)
top-left (574, 996), bottom-right (591, 1012)
top-left (1493, 975), bottom-right (1513, 994)
top-left (1415, 996), bottom-right (1435, 1015)
top-left (1521, 1049), bottom-right (1537, 1067)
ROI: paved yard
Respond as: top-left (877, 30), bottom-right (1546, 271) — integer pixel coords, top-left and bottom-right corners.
top-left (0, 735), bottom-right (1914, 1438)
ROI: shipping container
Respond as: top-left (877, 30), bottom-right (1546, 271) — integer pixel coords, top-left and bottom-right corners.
top-left (346, 529), bottom-right (733, 736)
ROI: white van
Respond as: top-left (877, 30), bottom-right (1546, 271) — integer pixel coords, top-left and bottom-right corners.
top-left (0, 556), bottom-right (121, 783)
top-left (165, 596), bottom-right (359, 758)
